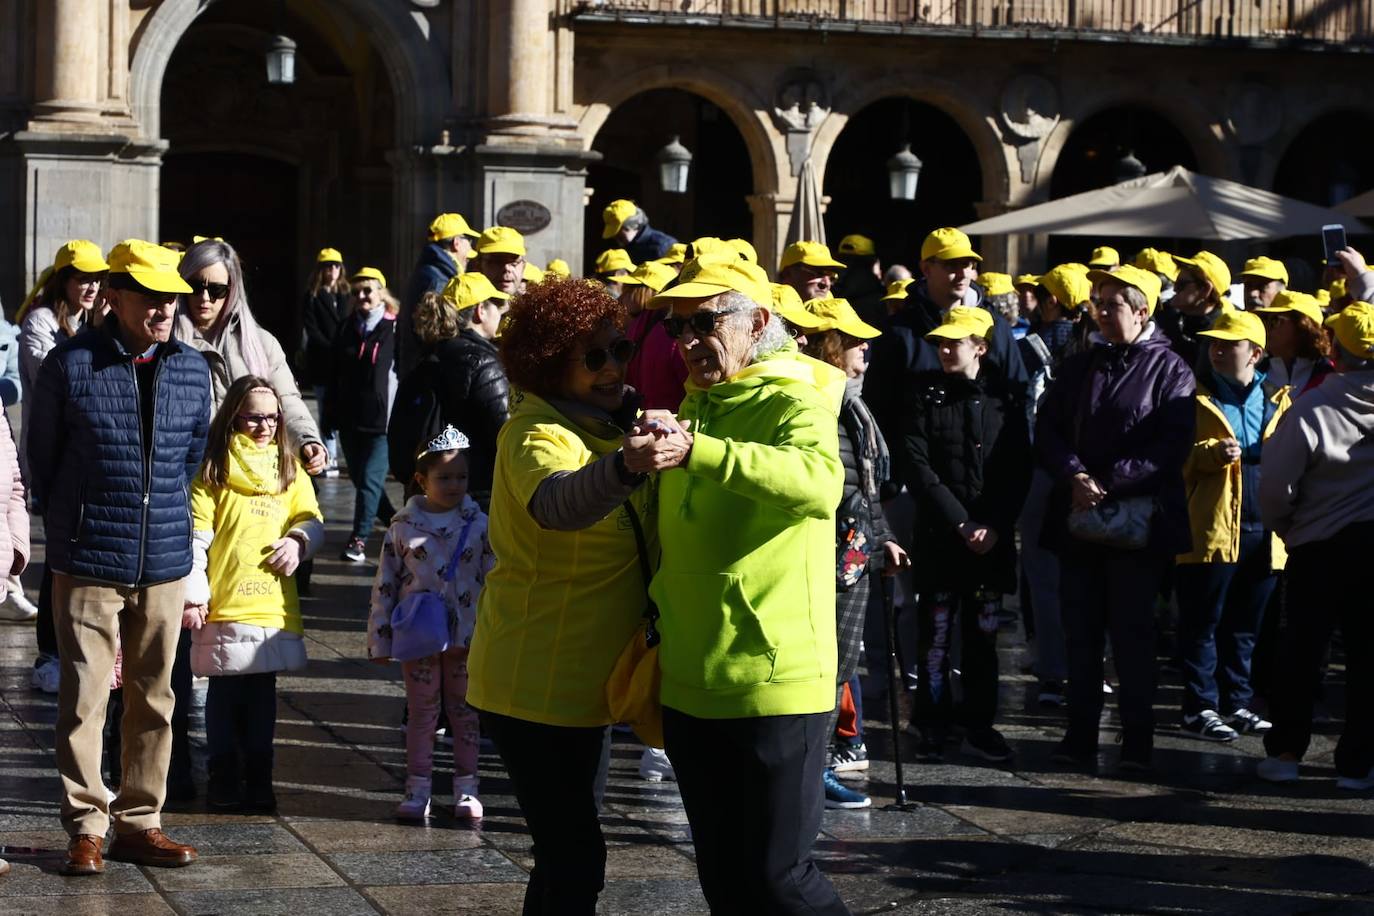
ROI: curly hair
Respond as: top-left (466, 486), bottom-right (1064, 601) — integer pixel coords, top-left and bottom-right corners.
top-left (1293, 313), bottom-right (1333, 361)
top-left (413, 291), bottom-right (461, 346)
top-left (801, 329), bottom-right (848, 369)
top-left (501, 277), bottom-right (625, 397)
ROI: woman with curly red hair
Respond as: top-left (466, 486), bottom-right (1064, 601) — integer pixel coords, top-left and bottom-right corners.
top-left (467, 277), bottom-right (688, 915)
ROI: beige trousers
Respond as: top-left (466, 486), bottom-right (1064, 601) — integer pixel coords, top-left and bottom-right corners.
top-left (52, 573), bottom-right (185, 837)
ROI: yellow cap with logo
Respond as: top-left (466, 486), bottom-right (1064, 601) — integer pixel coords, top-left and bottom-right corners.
top-left (921, 228), bottom-right (981, 263)
top-left (1088, 246), bottom-right (1121, 269)
top-left (1090, 264), bottom-right (1162, 315)
top-left (54, 239), bottom-right (109, 274)
top-left (653, 255), bottom-right (771, 308)
top-left (1325, 301), bottom-right (1374, 359)
top-left (523, 262), bottom-right (546, 283)
top-left (882, 278), bottom-right (914, 301)
top-left (926, 305), bottom-right (994, 341)
top-left (595, 248), bottom-right (634, 275)
top-left (316, 247), bottom-right (343, 264)
top-left (1014, 274), bottom-right (1041, 290)
top-left (429, 213), bottom-right (479, 241)
top-left (107, 239), bottom-right (193, 294)
top-left (780, 240), bottom-right (846, 272)
top-left (727, 238), bottom-right (758, 264)
top-left (545, 259), bottom-right (572, 279)
top-left (980, 272), bottom-right (1016, 297)
top-left (601, 199), bottom-right (638, 239)
top-left (1199, 309), bottom-right (1267, 349)
top-left (804, 297), bottom-right (882, 339)
top-left (1040, 263), bottom-right (1092, 311)
top-left (351, 266), bottom-right (387, 287)
top-left (620, 261), bottom-right (678, 295)
top-left (770, 284), bottom-right (827, 331)
top-left (1173, 251), bottom-right (1231, 297)
top-left (476, 226), bottom-right (526, 257)
top-left (837, 234), bottom-right (877, 258)
top-left (442, 272), bottom-right (509, 311)
top-left (1238, 256), bottom-right (1289, 285)
top-left (1133, 248), bottom-right (1179, 282)
top-left (1255, 291), bottom-right (1324, 327)
top-left (655, 243), bottom-right (688, 265)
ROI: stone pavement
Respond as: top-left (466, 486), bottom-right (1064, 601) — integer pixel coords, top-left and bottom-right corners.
top-left (3, 475), bottom-right (1373, 915)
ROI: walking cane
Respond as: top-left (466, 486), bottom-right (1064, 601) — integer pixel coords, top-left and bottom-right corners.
top-left (881, 576), bottom-right (915, 811)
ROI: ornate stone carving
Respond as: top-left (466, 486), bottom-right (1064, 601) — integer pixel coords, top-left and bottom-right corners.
top-left (999, 73), bottom-right (1059, 141)
top-left (1228, 83), bottom-right (1280, 146)
top-left (772, 70), bottom-right (831, 177)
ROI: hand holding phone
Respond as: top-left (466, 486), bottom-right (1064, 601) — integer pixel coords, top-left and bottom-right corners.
top-left (1323, 223), bottom-right (1348, 267)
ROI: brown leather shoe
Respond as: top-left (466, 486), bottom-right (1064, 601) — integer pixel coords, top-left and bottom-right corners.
top-left (61, 834), bottom-right (105, 876)
top-left (106, 828), bottom-right (197, 868)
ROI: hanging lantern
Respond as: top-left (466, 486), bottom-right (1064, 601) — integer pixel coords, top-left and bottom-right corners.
top-left (265, 34), bottom-right (297, 85)
top-left (887, 144), bottom-right (923, 201)
top-left (657, 136), bottom-right (693, 194)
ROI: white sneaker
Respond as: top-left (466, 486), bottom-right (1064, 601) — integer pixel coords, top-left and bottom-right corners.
top-left (31, 656), bottom-right (59, 694)
top-left (637, 747), bottom-right (676, 782)
top-left (1181, 709), bottom-right (1239, 742)
top-left (454, 794), bottom-right (483, 818)
top-left (1225, 708), bottom-right (1272, 734)
top-left (395, 775), bottom-right (432, 820)
top-left (0, 579), bottom-right (37, 621)
top-left (1256, 757), bottom-right (1300, 783)
top-left (1336, 766), bottom-right (1374, 791)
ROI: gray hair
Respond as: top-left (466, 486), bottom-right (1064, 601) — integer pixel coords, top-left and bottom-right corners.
top-left (1121, 285), bottom-right (1150, 314)
top-left (712, 290), bottom-right (790, 363)
top-left (177, 238), bottom-right (272, 378)
top-left (623, 208), bottom-right (649, 233)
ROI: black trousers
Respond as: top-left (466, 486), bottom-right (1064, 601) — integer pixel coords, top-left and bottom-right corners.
top-left (206, 672), bottom-right (279, 785)
top-left (1264, 522), bottom-right (1374, 778)
top-left (480, 710), bottom-right (608, 916)
top-left (36, 562), bottom-right (57, 657)
top-left (169, 627), bottom-right (194, 783)
top-left (663, 706), bottom-right (851, 916)
top-left (911, 587), bottom-right (1002, 731)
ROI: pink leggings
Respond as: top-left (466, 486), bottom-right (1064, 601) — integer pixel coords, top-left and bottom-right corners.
top-left (402, 646), bottom-right (479, 786)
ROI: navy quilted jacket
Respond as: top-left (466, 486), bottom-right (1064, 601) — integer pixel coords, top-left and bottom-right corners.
top-left (28, 316), bottom-right (211, 586)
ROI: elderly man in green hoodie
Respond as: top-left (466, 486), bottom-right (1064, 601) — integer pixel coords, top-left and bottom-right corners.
top-left (649, 255), bottom-right (850, 915)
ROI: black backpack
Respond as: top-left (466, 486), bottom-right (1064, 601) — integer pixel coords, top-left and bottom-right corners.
top-left (388, 354), bottom-right (446, 484)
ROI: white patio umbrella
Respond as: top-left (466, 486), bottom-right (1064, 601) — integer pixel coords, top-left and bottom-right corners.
top-left (1336, 188), bottom-right (1374, 218)
top-left (959, 165), bottom-right (1369, 239)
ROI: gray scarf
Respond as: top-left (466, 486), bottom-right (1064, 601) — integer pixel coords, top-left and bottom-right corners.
top-left (842, 376), bottom-right (889, 501)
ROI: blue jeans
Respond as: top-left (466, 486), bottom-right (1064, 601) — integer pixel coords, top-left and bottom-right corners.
top-left (339, 430), bottom-right (395, 542)
top-left (1176, 529), bottom-right (1276, 717)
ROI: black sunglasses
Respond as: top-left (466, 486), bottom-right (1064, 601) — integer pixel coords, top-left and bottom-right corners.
top-left (187, 280), bottom-right (229, 301)
top-left (576, 337), bottom-right (637, 372)
top-left (662, 308), bottom-right (740, 341)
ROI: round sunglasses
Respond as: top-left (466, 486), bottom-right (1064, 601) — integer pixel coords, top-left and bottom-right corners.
top-left (574, 337), bottom-right (637, 372)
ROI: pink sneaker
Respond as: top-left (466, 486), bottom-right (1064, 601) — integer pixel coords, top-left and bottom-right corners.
top-left (454, 794), bottom-right (483, 819)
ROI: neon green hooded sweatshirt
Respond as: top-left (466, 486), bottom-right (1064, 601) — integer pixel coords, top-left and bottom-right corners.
top-left (652, 347), bottom-right (846, 718)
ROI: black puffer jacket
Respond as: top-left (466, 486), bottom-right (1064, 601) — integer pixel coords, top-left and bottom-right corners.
top-left (433, 330), bottom-right (509, 496)
top-left (901, 371), bottom-right (1030, 594)
top-left (328, 314), bottom-right (396, 435)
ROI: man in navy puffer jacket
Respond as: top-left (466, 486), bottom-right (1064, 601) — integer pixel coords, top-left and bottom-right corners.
top-left (28, 240), bottom-right (210, 876)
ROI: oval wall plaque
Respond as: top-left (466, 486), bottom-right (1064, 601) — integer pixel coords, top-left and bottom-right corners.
top-left (496, 199), bottom-right (552, 235)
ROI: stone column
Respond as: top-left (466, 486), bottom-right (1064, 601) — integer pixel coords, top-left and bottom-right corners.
top-left (486, 0), bottom-right (556, 135)
top-left (32, 0), bottom-right (104, 126)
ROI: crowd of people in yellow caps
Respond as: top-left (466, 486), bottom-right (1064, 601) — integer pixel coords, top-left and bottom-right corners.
top-left (5, 196), bottom-right (1374, 916)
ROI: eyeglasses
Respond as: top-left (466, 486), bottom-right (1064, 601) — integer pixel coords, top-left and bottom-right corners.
top-left (783, 321), bottom-right (805, 340)
top-left (662, 307), bottom-right (744, 341)
top-left (188, 280), bottom-right (229, 301)
top-left (237, 413), bottom-right (280, 427)
top-left (574, 338), bottom-right (637, 372)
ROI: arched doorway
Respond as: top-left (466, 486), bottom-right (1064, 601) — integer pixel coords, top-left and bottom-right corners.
top-left (821, 98), bottom-right (982, 273)
top-left (586, 89), bottom-right (753, 268)
top-left (1045, 107), bottom-right (1198, 267)
top-left (157, 2), bottom-right (399, 353)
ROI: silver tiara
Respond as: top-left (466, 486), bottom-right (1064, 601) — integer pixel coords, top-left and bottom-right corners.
top-left (418, 424), bottom-right (470, 459)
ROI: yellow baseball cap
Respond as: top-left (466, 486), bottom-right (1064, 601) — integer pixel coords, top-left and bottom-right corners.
top-left (838, 234), bottom-right (877, 258)
top-left (54, 239), bottom-right (109, 274)
top-left (1326, 301), bottom-right (1374, 359)
top-left (1087, 246), bottom-right (1121, 269)
top-left (601, 199), bottom-right (638, 240)
top-left (351, 266), bottom-right (387, 287)
top-left (687, 237), bottom-right (731, 260)
top-left (1091, 264), bottom-right (1162, 315)
top-left (595, 248), bottom-right (634, 275)
top-left (545, 258), bottom-right (572, 279)
top-left (523, 262), bottom-right (546, 283)
top-left (1040, 264), bottom-right (1092, 311)
top-left (107, 239), bottom-right (192, 294)
top-left (1014, 274), bottom-right (1041, 290)
top-left (1255, 291), bottom-right (1324, 327)
top-left (882, 278), bottom-right (914, 301)
top-left (1173, 251), bottom-right (1231, 297)
top-left (921, 228), bottom-right (981, 263)
top-left (1199, 309), bottom-right (1267, 349)
top-left (316, 247), bottom-right (343, 264)
top-left (1238, 256), bottom-right (1288, 285)
top-left (620, 261), bottom-right (678, 294)
top-left (442, 272), bottom-right (509, 311)
top-left (1133, 248), bottom-right (1179, 282)
top-left (727, 238), bottom-right (758, 264)
top-left (1331, 278), bottom-right (1348, 301)
top-left (655, 243), bottom-right (688, 265)
top-left (191, 235), bottom-right (224, 245)
top-left (926, 305), bottom-right (994, 341)
top-left (770, 284), bottom-right (827, 331)
top-left (653, 255), bottom-right (771, 308)
top-left (1315, 288), bottom-right (1332, 306)
top-left (804, 297), bottom-right (882, 339)
top-left (429, 213), bottom-right (479, 241)
top-left (476, 226), bottom-right (526, 257)
top-left (780, 240), bottom-right (846, 271)
top-left (980, 272), bottom-right (1016, 297)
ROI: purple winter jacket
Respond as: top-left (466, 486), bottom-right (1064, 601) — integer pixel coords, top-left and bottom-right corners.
top-left (1035, 323), bottom-right (1197, 554)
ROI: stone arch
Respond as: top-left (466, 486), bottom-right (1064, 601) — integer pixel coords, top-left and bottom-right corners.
top-left (129, 0), bottom-right (448, 146)
top-left (1258, 101), bottom-right (1374, 192)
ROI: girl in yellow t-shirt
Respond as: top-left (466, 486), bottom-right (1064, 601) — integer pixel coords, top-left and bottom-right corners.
top-left (182, 376), bottom-right (324, 813)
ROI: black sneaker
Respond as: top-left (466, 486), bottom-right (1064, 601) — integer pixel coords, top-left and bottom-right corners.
top-left (242, 781), bottom-right (277, 814)
top-left (962, 727), bottom-right (1014, 763)
top-left (1117, 734), bottom-right (1153, 773)
top-left (1037, 680), bottom-right (1067, 708)
top-left (1051, 737), bottom-right (1095, 768)
top-left (914, 727), bottom-right (945, 762)
top-left (340, 537), bottom-right (367, 563)
top-left (207, 766), bottom-right (240, 811)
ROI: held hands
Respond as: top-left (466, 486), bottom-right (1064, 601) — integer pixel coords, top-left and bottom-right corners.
top-left (880, 540), bottom-right (911, 577)
top-left (265, 535), bottom-right (303, 576)
top-left (622, 412), bottom-right (693, 474)
top-left (301, 442), bottom-right (329, 476)
top-left (181, 603), bottom-right (208, 630)
top-left (1214, 437), bottom-right (1242, 465)
top-left (1070, 473), bottom-right (1107, 511)
top-left (957, 521), bottom-right (999, 556)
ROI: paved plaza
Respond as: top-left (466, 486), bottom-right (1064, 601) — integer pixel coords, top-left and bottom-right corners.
top-left (2, 475), bottom-right (1372, 915)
